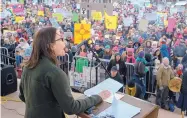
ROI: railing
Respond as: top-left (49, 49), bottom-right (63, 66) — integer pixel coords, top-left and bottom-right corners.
top-left (0, 47), bottom-right (10, 65)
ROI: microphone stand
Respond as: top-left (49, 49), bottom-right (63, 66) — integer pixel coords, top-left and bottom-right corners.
top-left (83, 40), bottom-right (111, 86)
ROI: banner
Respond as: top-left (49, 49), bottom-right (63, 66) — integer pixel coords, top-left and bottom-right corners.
top-left (74, 23), bottom-right (91, 44)
top-left (15, 16), bottom-right (24, 23)
top-left (38, 11), bottom-right (44, 16)
top-left (49, 18), bottom-right (61, 28)
top-left (92, 11), bottom-right (102, 20)
top-left (138, 19), bottom-right (148, 32)
top-left (52, 13), bottom-right (63, 21)
top-left (72, 12), bottom-right (79, 22)
top-left (104, 12), bottom-right (117, 30)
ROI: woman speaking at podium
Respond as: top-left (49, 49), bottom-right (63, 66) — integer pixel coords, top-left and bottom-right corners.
top-left (19, 27), bottom-right (110, 118)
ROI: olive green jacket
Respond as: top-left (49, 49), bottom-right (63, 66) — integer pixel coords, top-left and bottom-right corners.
top-left (19, 57), bottom-right (102, 118)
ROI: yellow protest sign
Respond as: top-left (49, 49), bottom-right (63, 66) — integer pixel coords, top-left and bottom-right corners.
top-left (15, 17), bottom-right (24, 23)
top-left (38, 11), bottom-right (44, 16)
top-left (164, 20), bottom-right (168, 27)
top-left (92, 11), bottom-right (102, 20)
top-left (74, 23), bottom-right (91, 44)
top-left (81, 20), bottom-right (87, 24)
top-left (52, 13), bottom-right (63, 22)
top-left (104, 12), bottom-right (117, 30)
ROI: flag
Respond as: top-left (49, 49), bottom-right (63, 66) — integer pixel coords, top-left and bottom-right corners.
top-left (92, 11), bottom-right (102, 20)
top-left (104, 12), bottom-right (117, 30)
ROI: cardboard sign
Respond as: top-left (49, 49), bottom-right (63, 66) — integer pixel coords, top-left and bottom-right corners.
top-left (52, 13), bottom-right (63, 21)
top-left (138, 19), bottom-right (148, 32)
top-left (145, 13), bottom-right (157, 21)
top-left (167, 18), bottom-right (176, 33)
top-left (10, 4), bottom-right (24, 13)
top-left (123, 17), bottom-right (133, 26)
top-left (74, 23), bottom-right (91, 44)
top-left (3, 30), bottom-right (17, 37)
top-left (64, 32), bottom-right (73, 39)
top-left (15, 16), bottom-right (24, 23)
top-left (105, 12), bottom-right (117, 30)
top-left (38, 11), bottom-right (44, 16)
top-left (92, 11), bottom-right (102, 20)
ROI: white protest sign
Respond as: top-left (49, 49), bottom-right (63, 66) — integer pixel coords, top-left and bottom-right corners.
top-left (145, 13), bottom-right (157, 21)
top-left (123, 17), bottom-right (133, 26)
top-left (138, 19), bottom-right (148, 32)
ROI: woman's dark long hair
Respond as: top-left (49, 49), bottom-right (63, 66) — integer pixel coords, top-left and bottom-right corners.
top-left (25, 27), bottom-right (57, 69)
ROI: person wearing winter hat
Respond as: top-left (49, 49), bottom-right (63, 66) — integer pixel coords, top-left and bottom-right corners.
top-left (156, 57), bottom-right (174, 109)
top-left (108, 66), bottom-right (123, 92)
top-left (160, 44), bottom-right (170, 59)
top-left (107, 53), bottom-right (127, 85)
top-left (103, 45), bottom-right (112, 60)
top-left (126, 79), bottom-right (143, 99)
top-left (177, 70), bottom-right (187, 116)
top-left (94, 43), bottom-right (104, 58)
top-left (174, 39), bottom-right (187, 57)
top-left (126, 48), bottom-right (136, 63)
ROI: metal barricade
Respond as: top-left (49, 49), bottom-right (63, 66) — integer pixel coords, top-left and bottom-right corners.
top-left (0, 47), bottom-right (10, 65)
top-left (57, 53), bottom-right (70, 75)
top-left (146, 66), bottom-right (156, 96)
top-left (125, 62), bottom-right (135, 83)
top-left (69, 55), bottom-right (103, 89)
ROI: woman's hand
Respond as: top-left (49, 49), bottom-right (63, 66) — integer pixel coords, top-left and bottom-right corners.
top-left (98, 90), bottom-right (111, 100)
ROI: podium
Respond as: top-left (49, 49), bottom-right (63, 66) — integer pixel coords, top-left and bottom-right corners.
top-left (78, 94), bottom-right (159, 118)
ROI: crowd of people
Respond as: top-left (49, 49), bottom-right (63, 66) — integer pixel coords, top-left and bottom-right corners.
top-left (1, 0), bottom-right (187, 115)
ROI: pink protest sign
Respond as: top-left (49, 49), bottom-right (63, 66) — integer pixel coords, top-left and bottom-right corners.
top-left (167, 18), bottom-right (176, 33)
top-left (10, 4), bottom-right (24, 13)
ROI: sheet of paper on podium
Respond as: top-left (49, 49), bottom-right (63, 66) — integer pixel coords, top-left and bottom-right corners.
top-left (104, 93), bottom-right (124, 104)
top-left (84, 78), bottom-right (123, 96)
top-left (98, 99), bottom-right (141, 118)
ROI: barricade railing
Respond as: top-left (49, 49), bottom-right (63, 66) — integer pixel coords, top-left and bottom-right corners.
top-left (57, 53), bottom-right (70, 75)
top-left (69, 55), bottom-right (157, 96)
top-left (0, 47), bottom-right (10, 65)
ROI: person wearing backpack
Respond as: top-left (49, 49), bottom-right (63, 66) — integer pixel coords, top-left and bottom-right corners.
top-left (134, 51), bottom-right (148, 98)
top-left (156, 57), bottom-right (174, 110)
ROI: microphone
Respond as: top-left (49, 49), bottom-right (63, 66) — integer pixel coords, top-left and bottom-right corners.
top-left (76, 39), bottom-right (91, 49)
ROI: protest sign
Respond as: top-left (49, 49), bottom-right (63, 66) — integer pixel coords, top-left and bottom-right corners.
top-left (170, 8), bottom-right (178, 15)
top-left (145, 13), bottom-right (157, 21)
top-left (64, 32), bottom-right (73, 39)
top-left (138, 19), bottom-right (148, 32)
top-left (105, 12), bottom-right (117, 30)
top-left (49, 18), bottom-right (61, 28)
top-left (52, 13), bottom-right (63, 21)
top-left (15, 16), bottom-right (24, 23)
top-left (167, 18), bottom-right (176, 33)
top-left (76, 4), bottom-right (80, 9)
top-left (92, 11), bottom-right (102, 20)
top-left (54, 8), bottom-right (73, 18)
top-left (38, 11), bottom-right (44, 16)
top-left (74, 23), bottom-right (91, 44)
top-left (10, 4), bottom-right (24, 13)
top-left (3, 30), bottom-right (17, 37)
top-left (72, 12), bottom-right (79, 22)
top-left (123, 17), bottom-right (133, 26)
